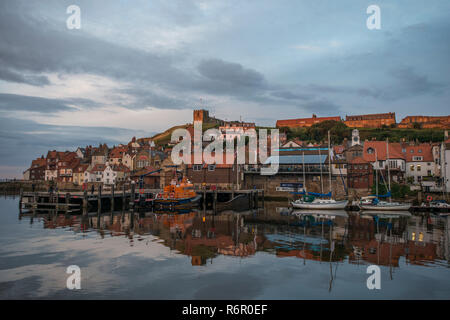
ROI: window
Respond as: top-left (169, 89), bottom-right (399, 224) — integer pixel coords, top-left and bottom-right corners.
top-left (193, 164), bottom-right (202, 171)
top-left (402, 148), bottom-right (406, 153)
top-left (417, 165), bottom-right (421, 171)
top-left (367, 148), bottom-right (374, 154)
top-left (410, 149), bottom-right (414, 153)
top-left (410, 164), bottom-right (414, 171)
top-left (208, 164), bottom-right (216, 171)
top-left (418, 149), bottom-right (422, 153)
top-left (427, 170), bottom-right (432, 176)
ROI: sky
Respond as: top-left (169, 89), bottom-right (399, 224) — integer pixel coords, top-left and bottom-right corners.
top-left (0, 0), bottom-right (449, 178)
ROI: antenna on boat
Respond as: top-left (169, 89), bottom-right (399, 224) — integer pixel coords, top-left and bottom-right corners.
top-left (328, 131), bottom-right (332, 197)
top-left (375, 148), bottom-right (379, 197)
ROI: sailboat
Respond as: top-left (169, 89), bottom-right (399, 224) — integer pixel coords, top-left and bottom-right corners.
top-left (359, 139), bottom-right (411, 211)
top-left (292, 131), bottom-right (348, 210)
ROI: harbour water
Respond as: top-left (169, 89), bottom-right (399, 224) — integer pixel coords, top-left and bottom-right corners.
top-left (0, 196), bottom-right (449, 299)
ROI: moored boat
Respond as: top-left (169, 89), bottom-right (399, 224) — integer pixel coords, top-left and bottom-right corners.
top-left (359, 196), bottom-right (411, 211)
top-left (292, 196), bottom-right (348, 210)
top-left (153, 177), bottom-right (201, 207)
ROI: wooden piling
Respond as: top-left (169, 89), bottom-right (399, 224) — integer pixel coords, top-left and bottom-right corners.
top-left (122, 184), bottom-right (126, 211)
top-left (83, 190), bottom-right (88, 215)
top-left (213, 189), bottom-right (217, 212)
top-left (111, 185), bottom-right (115, 212)
top-left (65, 192), bottom-right (70, 213)
top-left (19, 188), bottom-right (23, 212)
top-left (56, 192), bottom-right (59, 212)
top-left (262, 190), bottom-right (265, 208)
top-left (98, 185), bottom-right (102, 214)
top-left (131, 183), bottom-right (135, 210)
top-left (203, 190), bottom-right (206, 208)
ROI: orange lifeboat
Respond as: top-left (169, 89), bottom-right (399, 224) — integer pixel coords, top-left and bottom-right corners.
top-left (154, 177), bottom-right (201, 206)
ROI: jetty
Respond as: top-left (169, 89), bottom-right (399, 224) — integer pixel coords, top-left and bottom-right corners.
top-left (19, 186), bottom-right (264, 214)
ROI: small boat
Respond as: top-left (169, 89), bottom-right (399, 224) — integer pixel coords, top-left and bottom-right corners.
top-left (359, 196), bottom-right (411, 211)
top-left (153, 177), bottom-right (201, 207)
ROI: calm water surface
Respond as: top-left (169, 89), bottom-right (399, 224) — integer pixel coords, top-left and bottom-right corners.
top-left (0, 196), bottom-right (449, 299)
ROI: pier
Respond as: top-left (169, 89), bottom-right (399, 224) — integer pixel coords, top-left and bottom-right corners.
top-left (19, 187), bottom-right (264, 214)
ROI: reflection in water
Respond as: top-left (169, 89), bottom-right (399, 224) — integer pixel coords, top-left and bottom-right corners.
top-left (20, 205), bottom-right (450, 271)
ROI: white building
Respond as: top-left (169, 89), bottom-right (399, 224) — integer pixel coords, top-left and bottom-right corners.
top-left (102, 165), bottom-right (117, 185)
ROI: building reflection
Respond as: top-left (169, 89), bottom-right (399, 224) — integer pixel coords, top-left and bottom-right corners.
top-left (20, 208), bottom-right (450, 269)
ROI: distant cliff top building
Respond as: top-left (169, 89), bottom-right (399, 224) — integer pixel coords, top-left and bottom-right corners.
top-left (398, 115), bottom-right (450, 129)
top-left (344, 112), bottom-right (396, 128)
top-left (193, 109), bottom-right (224, 125)
top-left (276, 114), bottom-right (341, 128)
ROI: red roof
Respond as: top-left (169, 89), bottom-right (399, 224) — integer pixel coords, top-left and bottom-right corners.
top-left (402, 144), bottom-right (433, 162)
top-left (363, 141), bottom-right (404, 162)
top-left (111, 164), bottom-right (130, 173)
top-left (31, 158), bottom-right (46, 168)
top-left (109, 147), bottom-right (127, 159)
top-left (333, 145), bottom-right (345, 155)
top-left (90, 164), bottom-right (106, 173)
top-left (74, 164), bottom-right (89, 173)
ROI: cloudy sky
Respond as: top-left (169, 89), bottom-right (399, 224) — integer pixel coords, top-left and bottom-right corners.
top-left (0, 0), bottom-right (449, 178)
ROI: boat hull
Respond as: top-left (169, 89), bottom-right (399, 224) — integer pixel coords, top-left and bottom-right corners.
top-left (153, 194), bottom-right (202, 207)
top-left (291, 200), bottom-right (348, 210)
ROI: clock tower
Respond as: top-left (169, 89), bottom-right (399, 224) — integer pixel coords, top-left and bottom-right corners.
top-left (351, 129), bottom-right (360, 146)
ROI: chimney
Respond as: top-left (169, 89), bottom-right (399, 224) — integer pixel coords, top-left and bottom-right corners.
top-left (445, 130), bottom-right (449, 139)
top-left (312, 114), bottom-right (317, 118)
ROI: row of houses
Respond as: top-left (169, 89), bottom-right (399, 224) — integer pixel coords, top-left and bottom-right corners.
top-left (24, 137), bottom-right (168, 186)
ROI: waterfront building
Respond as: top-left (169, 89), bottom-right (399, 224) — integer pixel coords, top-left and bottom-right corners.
top-left (403, 143), bottom-right (436, 190)
top-left (362, 141), bottom-right (405, 184)
top-left (27, 156), bottom-right (46, 181)
top-left (73, 164), bottom-right (89, 185)
top-left (347, 157), bottom-right (373, 190)
top-left (185, 153), bottom-right (241, 189)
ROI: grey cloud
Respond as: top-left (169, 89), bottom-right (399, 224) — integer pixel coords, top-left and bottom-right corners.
top-left (197, 59), bottom-right (266, 88)
top-left (388, 66), bottom-right (444, 97)
top-left (271, 90), bottom-right (314, 101)
top-left (0, 67), bottom-right (50, 86)
top-left (0, 93), bottom-right (76, 113)
top-left (0, 116), bottom-right (152, 168)
top-left (300, 99), bottom-right (342, 115)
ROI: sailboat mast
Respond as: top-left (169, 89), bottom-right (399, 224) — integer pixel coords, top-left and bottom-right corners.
top-left (319, 147), bottom-right (324, 194)
top-left (375, 148), bottom-right (379, 196)
top-left (386, 138), bottom-right (391, 202)
top-left (302, 151), bottom-right (306, 193)
top-left (328, 130), bottom-right (332, 196)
